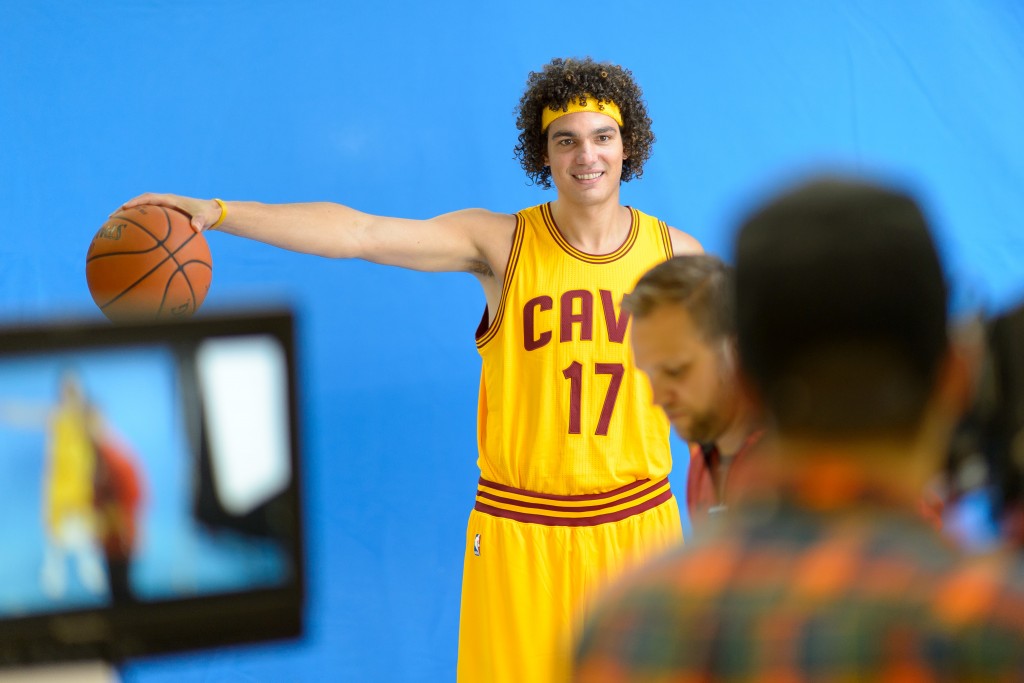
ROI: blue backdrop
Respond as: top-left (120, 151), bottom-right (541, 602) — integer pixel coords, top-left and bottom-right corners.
top-left (3, 2), bottom-right (1024, 681)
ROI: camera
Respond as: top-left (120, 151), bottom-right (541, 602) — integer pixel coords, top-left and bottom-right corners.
top-left (946, 301), bottom-right (1024, 550)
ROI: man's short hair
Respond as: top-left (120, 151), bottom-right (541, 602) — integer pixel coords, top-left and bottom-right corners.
top-left (623, 254), bottom-right (733, 342)
top-left (733, 176), bottom-right (949, 437)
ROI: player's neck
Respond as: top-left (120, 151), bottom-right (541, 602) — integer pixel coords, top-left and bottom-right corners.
top-left (549, 197), bottom-right (630, 255)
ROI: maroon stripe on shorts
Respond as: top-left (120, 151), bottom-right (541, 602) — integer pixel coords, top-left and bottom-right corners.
top-left (477, 476), bottom-right (657, 502)
top-left (474, 487), bottom-right (674, 527)
top-left (476, 479), bottom-right (668, 514)
top-left (474, 478), bottom-right (673, 527)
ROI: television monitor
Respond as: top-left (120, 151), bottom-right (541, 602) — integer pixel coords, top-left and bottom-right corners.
top-left (0, 309), bottom-right (305, 672)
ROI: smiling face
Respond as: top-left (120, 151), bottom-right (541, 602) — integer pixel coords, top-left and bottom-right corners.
top-left (543, 111), bottom-right (627, 206)
top-left (631, 302), bottom-right (739, 444)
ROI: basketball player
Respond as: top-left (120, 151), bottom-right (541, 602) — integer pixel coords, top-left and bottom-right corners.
top-left (624, 255), bottom-right (763, 533)
top-left (121, 57), bottom-right (701, 683)
top-left (41, 371), bottom-right (108, 600)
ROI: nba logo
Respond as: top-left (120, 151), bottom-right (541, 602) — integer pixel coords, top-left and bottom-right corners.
top-left (473, 534), bottom-right (481, 556)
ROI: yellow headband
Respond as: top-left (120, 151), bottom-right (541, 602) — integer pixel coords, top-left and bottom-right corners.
top-left (541, 95), bottom-right (623, 132)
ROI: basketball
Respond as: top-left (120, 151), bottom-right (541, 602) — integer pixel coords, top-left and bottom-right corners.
top-left (86, 205), bottom-right (213, 323)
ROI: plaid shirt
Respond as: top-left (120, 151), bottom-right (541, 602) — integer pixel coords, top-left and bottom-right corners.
top-left (574, 458), bottom-right (1024, 682)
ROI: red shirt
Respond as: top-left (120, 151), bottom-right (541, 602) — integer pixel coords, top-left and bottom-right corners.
top-left (686, 430), bottom-right (764, 531)
top-left (92, 430), bottom-right (144, 557)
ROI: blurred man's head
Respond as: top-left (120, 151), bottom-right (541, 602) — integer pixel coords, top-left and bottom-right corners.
top-left (625, 255), bottom-right (739, 443)
top-left (733, 176), bottom-right (950, 441)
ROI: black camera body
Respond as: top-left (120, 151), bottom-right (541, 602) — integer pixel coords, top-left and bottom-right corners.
top-left (948, 301), bottom-right (1024, 543)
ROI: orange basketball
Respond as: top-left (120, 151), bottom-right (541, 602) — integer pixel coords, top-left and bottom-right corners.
top-left (86, 205), bottom-right (213, 323)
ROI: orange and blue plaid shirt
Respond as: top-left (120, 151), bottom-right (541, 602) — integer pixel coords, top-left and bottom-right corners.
top-left (575, 459), bottom-right (1024, 682)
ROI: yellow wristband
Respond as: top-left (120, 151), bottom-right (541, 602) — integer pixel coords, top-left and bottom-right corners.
top-left (210, 198), bottom-right (227, 229)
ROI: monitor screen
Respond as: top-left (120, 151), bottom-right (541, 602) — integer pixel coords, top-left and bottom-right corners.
top-left (0, 310), bottom-right (304, 667)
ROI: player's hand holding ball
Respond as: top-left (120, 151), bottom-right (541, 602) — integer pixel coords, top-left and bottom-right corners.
top-left (86, 198), bottom-right (219, 323)
top-left (121, 193), bottom-right (226, 233)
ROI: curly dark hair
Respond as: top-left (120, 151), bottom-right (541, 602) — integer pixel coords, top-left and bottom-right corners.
top-left (514, 57), bottom-right (655, 189)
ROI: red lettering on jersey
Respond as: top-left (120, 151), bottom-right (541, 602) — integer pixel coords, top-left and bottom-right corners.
top-left (600, 289), bottom-right (630, 343)
top-left (560, 290), bottom-right (593, 343)
top-left (523, 289), bottom-right (630, 351)
top-left (523, 295), bottom-right (553, 351)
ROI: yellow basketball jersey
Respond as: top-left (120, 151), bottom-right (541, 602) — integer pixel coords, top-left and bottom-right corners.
top-left (475, 203), bottom-right (673, 495)
top-left (46, 404), bottom-right (96, 529)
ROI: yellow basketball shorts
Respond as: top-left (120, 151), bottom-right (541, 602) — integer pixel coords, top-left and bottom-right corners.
top-left (456, 477), bottom-right (683, 683)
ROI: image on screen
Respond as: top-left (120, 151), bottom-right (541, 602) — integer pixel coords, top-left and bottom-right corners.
top-left (0, 333), bottom-right (295, 621)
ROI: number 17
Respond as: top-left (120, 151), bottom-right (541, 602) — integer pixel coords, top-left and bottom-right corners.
top-left (562, 361), bottom-right (624, 436)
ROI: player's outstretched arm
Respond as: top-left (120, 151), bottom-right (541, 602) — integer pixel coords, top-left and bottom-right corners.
top-left (119, 193), bottom-right (515, 275)
top-left (0, 401), bottom-right (50, 429)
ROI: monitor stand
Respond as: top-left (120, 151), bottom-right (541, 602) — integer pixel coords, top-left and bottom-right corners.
top-left (0, 662), bottom-right (119, 682)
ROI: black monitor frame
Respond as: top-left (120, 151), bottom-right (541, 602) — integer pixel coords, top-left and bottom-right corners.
top-left (0, 309), bottom-right (305, 668)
